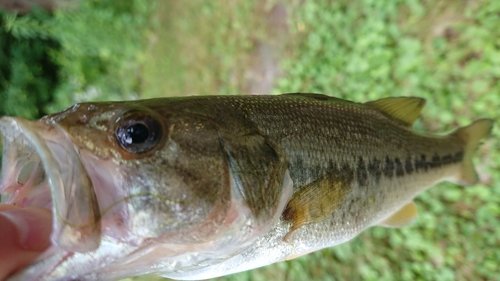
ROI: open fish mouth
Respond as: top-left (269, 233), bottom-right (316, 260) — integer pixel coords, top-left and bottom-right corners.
top-left (0, 117), bottom-right (101, 253)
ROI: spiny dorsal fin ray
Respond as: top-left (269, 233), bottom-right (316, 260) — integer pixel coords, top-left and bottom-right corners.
top-left (378, 201), bottom-right (418, 228)
top-left (365, 97), bottom-right (426, 127)
top-left (284, 93), bottom-right (349, 103)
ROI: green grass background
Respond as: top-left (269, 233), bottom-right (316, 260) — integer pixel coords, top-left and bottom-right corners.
top-left (1, 0), bottom-right (499, 280)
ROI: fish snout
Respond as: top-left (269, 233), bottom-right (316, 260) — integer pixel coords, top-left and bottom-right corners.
top-left (0, 117), bottom-right (101, 253)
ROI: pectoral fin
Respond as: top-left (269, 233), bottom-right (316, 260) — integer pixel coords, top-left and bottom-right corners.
top-left (283, 175), bottom-right (350, 239)
top-left (378, 201), bottom-right (418, 228)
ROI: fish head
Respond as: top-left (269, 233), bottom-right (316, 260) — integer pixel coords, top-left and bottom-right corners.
top-left (0, 100), bottom-right (289, 280)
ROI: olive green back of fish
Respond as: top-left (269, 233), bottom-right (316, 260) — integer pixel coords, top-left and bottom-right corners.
top-left (136, 94), bottom-right (492, 243)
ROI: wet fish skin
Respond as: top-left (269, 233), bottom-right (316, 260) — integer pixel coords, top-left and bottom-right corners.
top-left (0, 94), bottom-right (493, 280)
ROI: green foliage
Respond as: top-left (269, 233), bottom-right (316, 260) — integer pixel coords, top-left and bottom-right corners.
top-left (1, 0), bottom-right (155, 117)
top-left (140, 1), bottom-right (259, 98)
top-left (270, 0), bottom-right (500, 280)
top-left (0, 9), bottom-right (60, 119)
top-left (1, 0), bottom-right (499, 280)
top-left (44, 0), bottom-right (154, 111)
top-left (131, 1), bottom-right (500, 280)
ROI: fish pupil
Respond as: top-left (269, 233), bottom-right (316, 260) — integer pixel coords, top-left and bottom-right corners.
top-left (115, 112), bottom-right (162, 154)
top-left (126, 123), bottom-right (149, 144)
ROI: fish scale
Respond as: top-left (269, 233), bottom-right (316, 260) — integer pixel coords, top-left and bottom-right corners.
top-left (136, 94), bottom-right (485, 238)
top-left (166, 95), bottom-right (462, 186)
top-left (140, 94), bottom-right (485, 257)
top-left (0, 94), bottom-right (492, 280)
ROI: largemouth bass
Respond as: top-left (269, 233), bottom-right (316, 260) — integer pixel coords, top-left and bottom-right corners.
top-left (0, 94), bottom-right (493, 280)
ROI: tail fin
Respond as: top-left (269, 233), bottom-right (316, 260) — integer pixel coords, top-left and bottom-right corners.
top-left (452, 119), bottom-right (493, 186)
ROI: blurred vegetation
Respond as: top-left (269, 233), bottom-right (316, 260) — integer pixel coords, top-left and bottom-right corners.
top-left (0, 8), bottom-right (59, 119)
top-left (0, 0), bottom-right (153, 118)
top-left (1, 0), bottom-right (499, 281)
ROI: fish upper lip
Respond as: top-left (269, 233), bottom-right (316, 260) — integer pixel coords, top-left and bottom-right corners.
top-left (0, 117), bottom-right (101, 253)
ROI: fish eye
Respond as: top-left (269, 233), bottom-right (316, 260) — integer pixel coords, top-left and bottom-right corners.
top-left (115, 112), bottom-right (162, 154)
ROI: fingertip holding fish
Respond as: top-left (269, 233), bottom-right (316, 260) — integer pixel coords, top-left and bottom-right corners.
top-left (0, 206), bottom-right (52, 251)
top-left (0, 205), bottom-right (52, 280)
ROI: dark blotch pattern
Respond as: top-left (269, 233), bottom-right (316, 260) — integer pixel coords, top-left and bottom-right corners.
top-left (368, 158), bottom-right (382, 183)
top-left (362, 150), bottom-right (464, 183)
top-left (455, 151), bottom-right (464, 161)
top-left (295, 156), bottom-right (304, 170)
top-left (384, 156), bottom-right (394, 178)
top-left (394, 158), bottom-right (404, 177)
top-left (413, 151), bottom-right (464, 173)
top-left (415, 154), bottom-right (428, 172)
top-left (405, 157), bottom-right (414, 174)
top-left (339, 163), bottom-right (354, 182)
top-left (441, 154), bottom-right (453, 165)
top-left (430, 154), bottom-right (441, 168)
top-left (356, 157), bottom-right (368, 186)
top-left (291, 151), bottom-right (464, 190)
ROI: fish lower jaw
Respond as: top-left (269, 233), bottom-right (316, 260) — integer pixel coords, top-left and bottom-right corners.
top-left (0, 117), bottom-right (102, 253)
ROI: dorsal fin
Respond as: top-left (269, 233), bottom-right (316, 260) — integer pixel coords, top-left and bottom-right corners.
top-left (284, 93), bottom-right (350, 103)
top-left (378, 201), bottom-right (418, 228)
top-left (365, 97), bottom-right (426, 126)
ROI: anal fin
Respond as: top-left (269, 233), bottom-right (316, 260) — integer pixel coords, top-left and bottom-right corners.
top-left (378, 201), bottom-right (418, 228)
top-left (285, 249), bottom-right (315, 261)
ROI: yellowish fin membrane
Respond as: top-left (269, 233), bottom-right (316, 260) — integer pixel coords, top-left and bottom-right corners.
top-left (282, 176), bottom-right (349, 240)
top-left (451, 119), bottom-right (494, 186)
top-left (365, 97), bottom-right (426, 127)
top-left (378, 201), bottom-right (418, 228)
